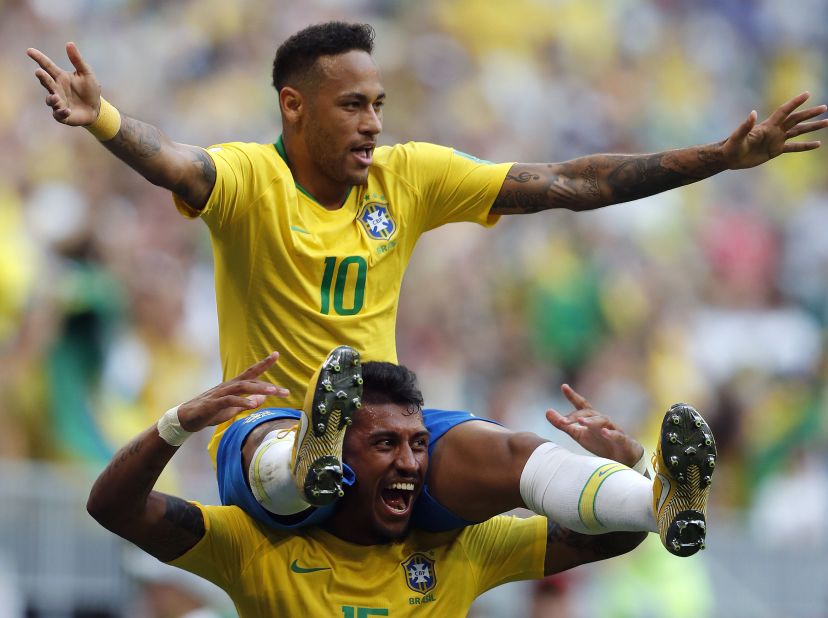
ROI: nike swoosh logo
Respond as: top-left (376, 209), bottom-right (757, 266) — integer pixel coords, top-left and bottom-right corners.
top-left (597, 464), bottom-right (622, 477)
top-left (655, 473), bottom-right (672, 515)
top-left (290, 559), bottom-right (331, 574)
top-left (290, 225), bottom-right (312, 235)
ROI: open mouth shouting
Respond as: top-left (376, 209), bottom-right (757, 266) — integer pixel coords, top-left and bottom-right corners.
top-left (379, 480), bottom-right (418, 518)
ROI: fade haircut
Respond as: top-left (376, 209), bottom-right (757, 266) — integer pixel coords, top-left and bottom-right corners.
top-left (361, 361), bottom-right (424, 415)
top-left (272, 21), bottom-right (375, 92)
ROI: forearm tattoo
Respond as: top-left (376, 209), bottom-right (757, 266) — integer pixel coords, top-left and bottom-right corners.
top-left (607, 154), bottom-right (698, 202)
top-left (546, 520), bottom-right (617, 559)
top-left (107, 115), bottom-right (162, 160)
top-left (546, 520), bottom-right (646, 562)
top-left (492, 145), bottom-right (726, 214)
top-left (103, 114), bottom-right (216, 206)
top-left (94, 437), bottom-right (145, 488)
top-left (582, 164), bottom-right (601, 201)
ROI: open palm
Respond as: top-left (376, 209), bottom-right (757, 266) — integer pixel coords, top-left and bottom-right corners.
top-left (723, 92), bottom-right (828, 169)
top-left (545, 384), bottom-right (644, 468)
top-left (27, 42), bottom-right (101, 126)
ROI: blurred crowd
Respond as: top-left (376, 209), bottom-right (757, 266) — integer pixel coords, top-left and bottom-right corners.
top-left (2, 0), bottom-right (828, 615)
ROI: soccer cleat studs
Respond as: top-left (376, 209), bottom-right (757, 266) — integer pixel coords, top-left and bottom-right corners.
top-left (292, 345), bottom-right (363, 507)
top-left (653, 403), bottom-right (717, 558)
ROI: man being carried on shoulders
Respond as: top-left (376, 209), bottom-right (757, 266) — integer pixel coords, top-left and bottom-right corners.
top-left (88, 346), bottom-right (718, 616)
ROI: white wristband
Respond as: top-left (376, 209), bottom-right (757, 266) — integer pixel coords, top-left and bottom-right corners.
top-left (631, 448), bottom-right (649, 476)
top-left (157, 405), bottom-right (192, 446)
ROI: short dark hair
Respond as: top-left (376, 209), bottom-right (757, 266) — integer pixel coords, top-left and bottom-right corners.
top-left (272, 21), bottom-right (375, 92)
top-left (361, 361), bottom-right (424, 413)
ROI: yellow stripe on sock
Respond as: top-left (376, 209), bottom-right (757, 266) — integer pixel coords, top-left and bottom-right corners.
top-left (578, 463), bottom-right (629, 531)
top-left (251, 439), bottom-right (279, 506)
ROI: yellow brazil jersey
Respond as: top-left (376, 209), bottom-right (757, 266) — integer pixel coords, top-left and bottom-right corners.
top-left (169, 503), bottom-right (547, 617)
top-left (174, 140), bottom-right (513, 461)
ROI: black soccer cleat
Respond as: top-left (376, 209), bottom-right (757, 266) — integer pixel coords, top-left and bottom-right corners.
top-left (652, 403), bottom-right (717, 557)
top-left (292, 346), bottom-right (363, 506)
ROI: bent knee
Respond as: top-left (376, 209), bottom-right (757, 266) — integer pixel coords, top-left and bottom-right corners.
top-left (241, 418), bottom-right (298, 471)
top-left (505, 431), bottom-right (549, 467)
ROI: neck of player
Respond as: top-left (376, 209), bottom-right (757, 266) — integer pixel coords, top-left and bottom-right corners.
top-left (284, 134), bottom-right (352, 210)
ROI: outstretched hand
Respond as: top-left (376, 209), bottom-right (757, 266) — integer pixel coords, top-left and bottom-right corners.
top-left (27, 42), bottom-right (101, 126)
top-left (546, 384), bottom-right (644, 468)
top-left (176, 352), bottom-right (289, 433)
top-left (723, 92), bottom-right (828, 169)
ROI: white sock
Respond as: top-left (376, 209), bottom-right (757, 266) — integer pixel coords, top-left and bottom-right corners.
top-left (519, 442), bottom-right (656, 534)
top-left (248, 429), bottom-right (310, 516)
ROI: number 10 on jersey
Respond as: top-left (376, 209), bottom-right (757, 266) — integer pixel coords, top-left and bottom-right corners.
top-left (320, 256), bottom-right (367, 315)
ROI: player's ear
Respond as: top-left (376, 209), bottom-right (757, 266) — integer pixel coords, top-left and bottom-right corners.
top-left (279, 86), bottom-right (304, 123)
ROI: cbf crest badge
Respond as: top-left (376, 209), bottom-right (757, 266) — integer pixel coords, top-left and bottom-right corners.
top-left (358, 196), bottom-right (396, 240)
top-left (401, 553), bottom-right (436, 594)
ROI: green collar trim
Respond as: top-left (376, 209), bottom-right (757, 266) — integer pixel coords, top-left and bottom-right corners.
top-left (274, 134), bottom-right (289, 161)
top-left (274, 135), bottom-right (351, 207)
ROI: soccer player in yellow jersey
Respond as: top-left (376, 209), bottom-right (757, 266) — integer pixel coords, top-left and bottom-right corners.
top-left (88, 351), bottom-right (708, 617)
top-left (29, 22), bottom-right (826, 556)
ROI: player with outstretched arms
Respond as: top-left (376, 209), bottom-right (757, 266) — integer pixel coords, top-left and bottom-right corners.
top-left (29, 22), bottom-right (827, 557)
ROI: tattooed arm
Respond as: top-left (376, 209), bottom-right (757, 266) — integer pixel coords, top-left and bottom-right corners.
top-left (492, 147), bottom-right (724, 215)
top-left (86, 427), bottom-right (205, 562)
top-left (492, 92), bottom-right (827, 215)
top-left (101, 117), bottom-right (216, 210)
top-left (87, 353), bottom-right (287, 562)
top-left (27, 43), bottom-right (215, 211)
top-left (543, 520), bottom-right (646, 576)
